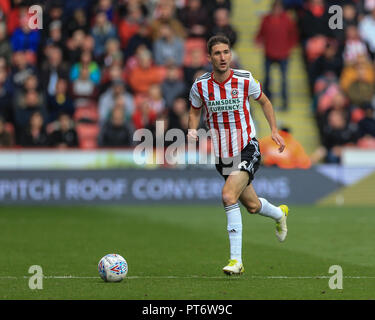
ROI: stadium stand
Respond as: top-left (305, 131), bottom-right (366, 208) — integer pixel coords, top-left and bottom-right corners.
top-left (0, 0), bottom-right (374, 164)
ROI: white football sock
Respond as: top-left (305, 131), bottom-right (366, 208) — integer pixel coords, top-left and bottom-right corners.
top-left (258, 197), bottom-right (283, 221)
top-left (225, 203), bottom-right (242, 264)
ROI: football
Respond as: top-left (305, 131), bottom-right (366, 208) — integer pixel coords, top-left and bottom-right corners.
top-left (98, 254), bottom-right (128, 282)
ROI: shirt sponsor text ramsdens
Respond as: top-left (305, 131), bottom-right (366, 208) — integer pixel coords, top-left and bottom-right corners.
top-left (208, 99), bottom-right (241, 112)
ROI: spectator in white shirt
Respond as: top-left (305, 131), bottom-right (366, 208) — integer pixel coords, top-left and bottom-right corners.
top-left (359, 8), bottom-right (375, 60)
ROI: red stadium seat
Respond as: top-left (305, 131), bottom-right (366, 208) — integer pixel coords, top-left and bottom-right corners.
top-left (74, 105), bottom-right (99, 123)
top-left (183, 38), bottom-right (207, 67)
top-left (76, 124), bottom-right (100, 149)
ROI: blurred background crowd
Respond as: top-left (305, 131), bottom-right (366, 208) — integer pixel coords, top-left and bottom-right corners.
top-left (0, 0), bottom-right (374, 165)
top-left (284, 0), bottom-right (375, 164)
top-left (0, 0), bottom-right (237, 150)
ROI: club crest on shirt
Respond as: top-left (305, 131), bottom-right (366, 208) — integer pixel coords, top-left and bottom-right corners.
top-left (231, 88), bottom-right (239, 98)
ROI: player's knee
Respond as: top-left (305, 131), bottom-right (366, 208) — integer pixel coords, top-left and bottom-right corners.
top-left (246, 202), bottom-right (260, 214)
top-left (222, 190), bottom-right (238, 206)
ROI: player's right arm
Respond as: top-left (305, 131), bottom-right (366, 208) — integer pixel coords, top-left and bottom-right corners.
top-left (187, 106), bottom-right (202, 141)
top-left (187, 81), bottom-right (203, 141)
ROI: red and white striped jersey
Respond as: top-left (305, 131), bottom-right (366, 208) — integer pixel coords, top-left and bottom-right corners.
top-left (189, 69), bottom-right (263, 158)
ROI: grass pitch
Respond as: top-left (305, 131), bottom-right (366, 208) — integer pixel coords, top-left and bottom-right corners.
top-left (1, 205), bottom-right (374, 300)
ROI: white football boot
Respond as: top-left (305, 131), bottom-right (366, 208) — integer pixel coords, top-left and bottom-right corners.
top-left (276, 205), bottom-right (289, 242)
top-left (222, 259), bottom-right (244, 275)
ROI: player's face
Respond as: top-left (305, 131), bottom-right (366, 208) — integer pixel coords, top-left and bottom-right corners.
top-left (209, 43), bottom-right (232, 74)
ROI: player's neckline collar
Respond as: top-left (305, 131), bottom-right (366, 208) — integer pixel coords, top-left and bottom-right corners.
top-left (211, 70), bottom-right (234, 86)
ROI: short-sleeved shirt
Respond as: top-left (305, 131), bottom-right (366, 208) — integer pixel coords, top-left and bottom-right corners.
top-left (189, 69), bottom-right (262, 158)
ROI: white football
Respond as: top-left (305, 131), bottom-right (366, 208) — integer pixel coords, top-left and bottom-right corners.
top-left (98, 254), bottom-right (128, 282)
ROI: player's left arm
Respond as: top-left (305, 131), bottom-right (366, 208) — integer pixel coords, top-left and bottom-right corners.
top-left (255, 93), bottom-right (286, 153)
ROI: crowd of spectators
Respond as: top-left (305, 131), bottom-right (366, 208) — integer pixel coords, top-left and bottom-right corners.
top-left (2, 0), bottom-right (374, 164)
top-left (282, 0), bottom-right (375, 163)
top-left (0, 0), bottom-right (237, 149)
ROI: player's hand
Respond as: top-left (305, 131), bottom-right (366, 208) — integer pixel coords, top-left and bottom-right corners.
top-left (271, 131), bottom-right (286, 153)
top-left (187, 129), bottom-right (198, 142)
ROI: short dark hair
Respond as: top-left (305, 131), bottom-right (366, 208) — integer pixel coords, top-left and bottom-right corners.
top-left (207, 35), bottom-right (231, 55)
